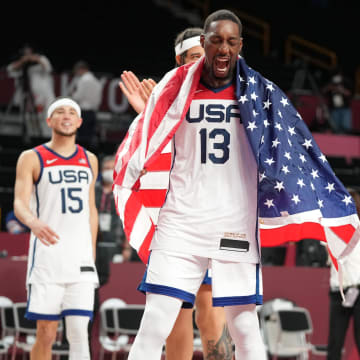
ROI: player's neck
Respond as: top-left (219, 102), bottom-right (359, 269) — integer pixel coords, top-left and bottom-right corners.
top-left (46, 135), bottom-right (77, 157)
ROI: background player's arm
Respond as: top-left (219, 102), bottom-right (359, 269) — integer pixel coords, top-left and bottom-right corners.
top-left (13, 150), bottom-right (59, 246)
top-left (87, 151), bottom-right (99, 260)
top-left (119, 71), bottom-right (156, 114)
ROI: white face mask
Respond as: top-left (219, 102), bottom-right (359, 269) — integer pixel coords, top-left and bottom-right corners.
top-left (101, 169), bottom-right (113, 184)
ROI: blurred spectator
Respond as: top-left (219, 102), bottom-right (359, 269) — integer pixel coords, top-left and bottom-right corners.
top-left (296, 238), bottom-right (328, 267)
top-left (95, 154), bottom-right (127, 268)
top-left (308, 100), bottom-right (333, 134)
top-left (87, 154), bottom-right (128, 358)
top-left (326, 188), bottom-right (360, 359)
top-left (261, 246), bottom-right (286, 265)
top-left (69, 60), bottom-right (102, 148)
top-left (6, 43), bottom-right (55, 137)
top-left (5, 210), bottom-right (30, 234)
top-left (322, 68), bottom-right (353, 134)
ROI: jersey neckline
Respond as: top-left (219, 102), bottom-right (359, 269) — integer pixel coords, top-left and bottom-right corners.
top-left (199, 79), bottom-right (235, 93)
top-left (42, 144), bottom-right (79, 160)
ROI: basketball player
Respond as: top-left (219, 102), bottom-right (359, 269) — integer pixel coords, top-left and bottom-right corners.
top-left (118, 10), bottom-right (266, 360)
top-left (13, 97), bottom-right (99, 360)
top-left (119, 27), bottom-right (233, 360)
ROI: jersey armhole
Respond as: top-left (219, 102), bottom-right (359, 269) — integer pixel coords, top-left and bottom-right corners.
top-left (80, 146), bottom-right (94, 178)
top-left (33, 148), bottom-right (44, 185)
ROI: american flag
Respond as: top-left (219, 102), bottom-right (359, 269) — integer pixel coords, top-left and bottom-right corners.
top-left (113, 56), bottom-right (360, 270)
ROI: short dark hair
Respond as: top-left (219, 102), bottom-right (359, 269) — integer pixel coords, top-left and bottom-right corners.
top-left (174, 27), bottom-right (203, 67)
top-left (203, 9), bottom-right (242, 36)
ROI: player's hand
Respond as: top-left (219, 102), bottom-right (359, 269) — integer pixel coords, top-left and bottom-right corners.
top-left (29, 218), bottom-right (59, 246)
top-left (140, 78), bottom-right (156, 103)
top-left (119, 71), bottom-right (146, 114)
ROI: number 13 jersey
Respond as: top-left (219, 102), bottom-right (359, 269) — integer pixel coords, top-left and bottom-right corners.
top-left (151, 81), bottom-right (260, 263)
top-left (27, 144), bottom-right (98, 286)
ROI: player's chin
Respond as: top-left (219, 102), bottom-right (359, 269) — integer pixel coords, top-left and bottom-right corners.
top-left (54, 128), bottom-right (77, 137)
top-left (213, 66), bottom-right (229, 79)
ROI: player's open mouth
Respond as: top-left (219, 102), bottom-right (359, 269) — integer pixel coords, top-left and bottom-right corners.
top-left (214, 57), bottom-right (230, 76)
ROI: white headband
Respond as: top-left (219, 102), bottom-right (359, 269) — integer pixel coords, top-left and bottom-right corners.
top-left (175, 36), bottom-right (201, 56)
top-left (47, 98), bottom-right (81, 118)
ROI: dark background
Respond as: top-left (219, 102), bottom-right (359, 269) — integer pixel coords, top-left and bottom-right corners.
top-left (1, 0), bottom-right (358, 87)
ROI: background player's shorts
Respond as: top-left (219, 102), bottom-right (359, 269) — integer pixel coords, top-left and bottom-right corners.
top-left (140, 250), bottom-right (263, 307)
top-left (202, 269), bottom-right (212, 285)
top-left (26, 282), bottom-right (95, 320)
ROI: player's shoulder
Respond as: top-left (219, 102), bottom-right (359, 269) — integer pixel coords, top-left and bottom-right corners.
top-left (84, 149), bottom-right (98, 169)
top-left (15, 148), bottom-right (41, 173)
top-left (17, 148), bottom-right (39, 163)
top-left (83, 149), bottom-right (98, 161)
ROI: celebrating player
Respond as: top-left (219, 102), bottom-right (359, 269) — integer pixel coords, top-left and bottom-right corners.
top-left (114, 8), bottom-right (359, 360)
top-left (119, 27), bottom-right (233, 360)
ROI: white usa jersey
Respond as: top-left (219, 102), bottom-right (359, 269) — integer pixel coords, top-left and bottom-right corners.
top-left (151, 81), bottom-right (260, 263)
top-left (27, 144), bottom-right (99, 286)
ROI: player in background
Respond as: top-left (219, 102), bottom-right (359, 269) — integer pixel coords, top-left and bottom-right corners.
top-left (13, 97), bottom-right (99, 360)
top-left (119, 27), bottom-right (233, 360)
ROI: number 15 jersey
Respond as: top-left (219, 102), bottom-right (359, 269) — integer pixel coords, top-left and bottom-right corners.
top-left (151, 81), bottom-right (260, 263)
top-left (27, 144), bottom-right (98, 286)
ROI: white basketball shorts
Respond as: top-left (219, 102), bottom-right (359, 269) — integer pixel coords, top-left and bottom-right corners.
top-left (26, 282), bottom-right (95, 321)
top-left (140, 250), bottom-right (263, 307)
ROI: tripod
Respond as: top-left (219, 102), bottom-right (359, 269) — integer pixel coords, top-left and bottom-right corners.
top-left (5, 64), bottom-right (43, 141)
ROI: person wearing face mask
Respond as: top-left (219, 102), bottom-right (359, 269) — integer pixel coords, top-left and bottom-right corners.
top-left (86, 155), bottom-right (130, 357)
top-left (95, 154), bottom-right (127, 272)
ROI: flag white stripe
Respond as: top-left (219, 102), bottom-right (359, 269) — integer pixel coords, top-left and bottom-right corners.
top-left (140, 171), bottom-right (170, 189)
top-left (113, 186), bottom-right (131, 223)
top-left (130, 207), bottom-right (153, 250)
top-left (146, 207), bottom-right (161, 224)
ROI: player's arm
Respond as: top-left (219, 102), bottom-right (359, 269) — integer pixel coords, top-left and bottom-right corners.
top-left (13, 150), bottom-right (59, 245)
top-left (87, 151), bottom-right (99, 260)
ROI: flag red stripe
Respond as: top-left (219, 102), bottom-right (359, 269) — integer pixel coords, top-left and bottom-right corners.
top-left (138, 226), bottom-right (155, 263)
top-left (327, 247), bottom-right (338, 271)
top-left (138, 189), bottom-right (168, 207)
top-left (115, 117), bottom-right (146, 185)
top-left (260, 222), bottom-right (355, 247)
top-left (260, 222), bottom-right (326, 247)
top-left (145, 153), bottom-right (172, 171)
top-left (144, 61), bottom-right (203, 171)
top-left (145, 65), bottom-right (187, 147)
top-left (330, 224), bottom-right (355, 243)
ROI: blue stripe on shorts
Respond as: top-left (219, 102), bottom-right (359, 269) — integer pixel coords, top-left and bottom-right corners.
top-left (137, 254), bottom-right (195, 308)
top-left (140, 283), bottom-right (196, 306)
top-left (213, 294), bottom-right (263, 307)
top-left (202, 269), bottom-right (212, 285)
top-left (26, 309), bottom-right (93, 321)
top-left (213, 263), bottom-right (263, 306)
